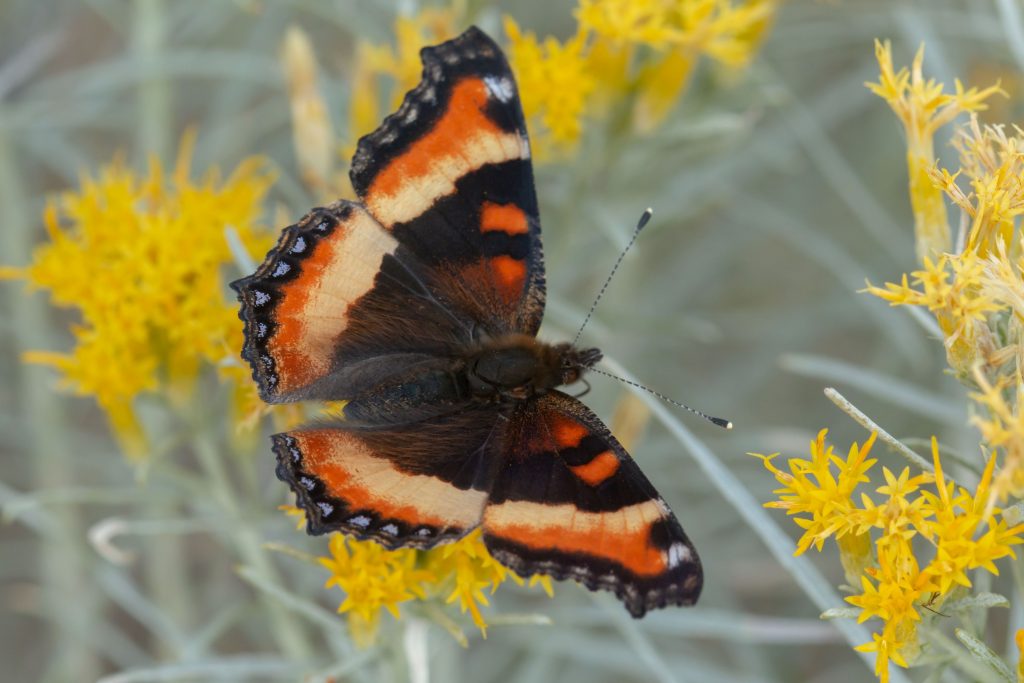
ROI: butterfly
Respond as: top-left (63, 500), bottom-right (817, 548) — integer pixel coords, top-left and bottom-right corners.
top-left (232, 26), bottom-right (702, 617)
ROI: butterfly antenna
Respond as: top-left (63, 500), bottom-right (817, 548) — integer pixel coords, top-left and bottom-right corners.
top-left (572, 208), bottom-right (653, 347)
top-left (589, 367), bottom-right (733, 430)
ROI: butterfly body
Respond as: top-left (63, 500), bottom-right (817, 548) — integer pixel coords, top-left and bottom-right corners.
top-left (234, 26), bottom-right (703, 618)
top-left (466, 336), bottom-right (601, 401)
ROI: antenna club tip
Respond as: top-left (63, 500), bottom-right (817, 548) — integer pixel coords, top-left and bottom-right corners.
top-left (636, 209), bottom-right (654, 232)
top-left (711, 417), bottom-right (733, 430)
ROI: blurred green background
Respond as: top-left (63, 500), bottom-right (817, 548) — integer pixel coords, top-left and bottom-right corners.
top-left (3, 1), bottom-right (1023, 681)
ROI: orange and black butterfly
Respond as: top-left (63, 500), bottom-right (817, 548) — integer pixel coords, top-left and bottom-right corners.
top-left (232, 26), bottom-right (702, 617)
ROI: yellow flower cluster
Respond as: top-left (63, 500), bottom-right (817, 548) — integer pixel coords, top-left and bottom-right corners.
top-left (326, 2), bottom-right (779, 165)
top-left (970, 373), bottom-right (1024, 502)
top-left (502, 19), bottom-right (595, 149)
top-left (511, 0), bottom-right (779, 149)
top-left (317, 526), bottom-right (553, 645)
top-left (319, 533), bottom-right (433, 647)
top-left (576, 0), bottom-right (776, 63)
top-left (866, 40), bottom-right (1005, 261)
top-left (1, 133), bottom-right (274, 457)
top-left (864, 42), bottom-right (1024, 503)
top-left (755, 430), bottom-right (1024, 682)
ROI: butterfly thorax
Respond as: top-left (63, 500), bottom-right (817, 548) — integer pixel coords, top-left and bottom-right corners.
top-left (466, 334), bottom-right (602, 401)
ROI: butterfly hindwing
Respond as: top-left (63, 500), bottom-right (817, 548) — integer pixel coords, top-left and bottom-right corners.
top-left (274, 406), bottom-right (504, 549)
top-left (350, 26), bottom-right (545, 336)
top-left (482, 391), bottom-right (703, 617)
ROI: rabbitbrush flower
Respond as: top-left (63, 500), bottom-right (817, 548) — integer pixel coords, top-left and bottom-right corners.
top-left (2, 132), bottom-right (274, 458)
top-left (756, 433), bottom-right (1024, 682)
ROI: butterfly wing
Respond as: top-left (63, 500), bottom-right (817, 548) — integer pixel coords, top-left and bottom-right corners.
top-left (482, 391), bottom-right (703, 617)
top-left (350, 26), bottom-right (545, 337)
top-left (274, 405), bottom-right (504, 548)
top-left (232, 201), bottom-right (475, 402)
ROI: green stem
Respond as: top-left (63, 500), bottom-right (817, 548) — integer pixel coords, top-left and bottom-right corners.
top-left (131, 0), bottom-right (195, 654)
top-left (191, 431), bottom-right (313, 661)
top-left (133, 0), bottom-right (171, 162)
top-left (826, 387), bottom-right (947, 477)
top-left (0, 130), bottom-right (98, 680)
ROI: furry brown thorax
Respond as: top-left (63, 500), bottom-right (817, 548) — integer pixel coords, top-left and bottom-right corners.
top-left (466, 334), bottom-right (602, 400)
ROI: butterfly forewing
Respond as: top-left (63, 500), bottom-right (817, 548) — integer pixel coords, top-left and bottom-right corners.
top-left (350, 26), bottom-right (545, 336)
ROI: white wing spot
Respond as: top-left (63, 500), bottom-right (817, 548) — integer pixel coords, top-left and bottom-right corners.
top-left (381, 523), bottom-right (399, 536)
top-left (484, 75), bottom-right (515, 103)
top-left (253, 290), bottom-right (270, 306)
top-left (272, 261), bottom-right (291, 277)
top-left (666, 543), bottom-right (692, 568)
top-left (290, 236), bottom-right (306, 254)
top-left (348, 515), bottom-right (371, 529)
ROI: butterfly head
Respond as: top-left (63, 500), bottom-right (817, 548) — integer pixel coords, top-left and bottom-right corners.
top-left (555, 344), bottom-right (602, 386)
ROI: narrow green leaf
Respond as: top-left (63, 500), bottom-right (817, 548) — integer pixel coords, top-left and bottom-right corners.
top-left (820, 607), bottom-right (861, 620)
top-left (955, 628), bottom-right (1015, 682)
top-left (944, 593), bottom-right (1010, 612)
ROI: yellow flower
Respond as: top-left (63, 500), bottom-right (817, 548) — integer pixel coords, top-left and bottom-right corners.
top-left (866, 40), bottom-right (1004, 261)
top-left (970, 372), bottom-right (1024, 503)
top-left (759, 431), bottom-right (1024, 682)
top-left (945, 117), bottom-right (1024, 256)
top-left (319, 533), bottom-right (432, 648)
top-left (855, 467), bottom-right (932, 550)
top-left (578, 0), bottom-right (778, 131)
top-left (313, 526), bottom-right (554, 646)
top-left (919, 437), bottom-right (1024, 594)
top-left (4, 133), bottom-right (274, 458)
top-left (577, 0), bottom-right (776, 60)
top-left (864, 252), bottom-right (1001, 375)
top-left (421, 529), bottom-right (513, 637)
top-left (853, 620), bottom-right (914, 683)
top-left (753, 429), bottom-right (877, 556)
top-left (503, 17), bottom-right (596, 156)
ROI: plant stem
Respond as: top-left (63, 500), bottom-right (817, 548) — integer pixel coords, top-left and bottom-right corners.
top-left (0, 129), bottom-right (98, 681)
top-left (191, 431), bottom-right (314, 661)
top-left (826, 387), bottom-right (939, 474)
top-left (133, 0), bottom-right (171, 162)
